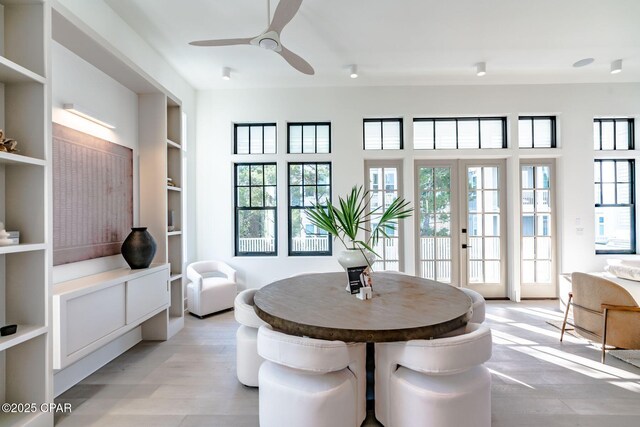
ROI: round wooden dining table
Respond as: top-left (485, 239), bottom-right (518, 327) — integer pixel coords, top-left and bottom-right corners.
top-left (254, 271), bottom-right (473, 342)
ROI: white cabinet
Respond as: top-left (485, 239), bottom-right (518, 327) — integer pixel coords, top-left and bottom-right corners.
top-left (126, 269), bottom-right (169, 324)
top-left (53, 264), bottom-right (169, 370)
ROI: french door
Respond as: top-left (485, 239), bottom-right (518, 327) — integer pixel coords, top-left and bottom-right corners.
top-left (416, 159), bottom-right (507, 298)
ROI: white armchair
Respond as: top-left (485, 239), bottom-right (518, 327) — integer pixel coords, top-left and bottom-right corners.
top-left (257, 325), bottom-right (366, 427)
top-left (186, 260), bottom-right (237, 318)
top-left (375, 323), bottom-right (492, 427)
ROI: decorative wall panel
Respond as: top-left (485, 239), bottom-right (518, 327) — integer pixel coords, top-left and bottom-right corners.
top-left (53, 123), bottom-right (133, 265)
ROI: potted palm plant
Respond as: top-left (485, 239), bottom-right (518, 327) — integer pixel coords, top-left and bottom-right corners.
top-left (305, 185), bottom-right (413, 270)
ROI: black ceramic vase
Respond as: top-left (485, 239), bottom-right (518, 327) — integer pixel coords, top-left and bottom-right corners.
top-left (121, 227), bottom-right (157, 269)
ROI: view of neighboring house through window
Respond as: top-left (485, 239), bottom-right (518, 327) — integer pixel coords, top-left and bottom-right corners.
top-left (288, 162), bottom-right (332, 255)
top-left (594, 159), bottom-right (635, 253)
top-left (234, 123), bottom-right (277, 154)
top-left (521, 164), bottom-right (553, 284)
top-left (413, 117), bottom-right (506, 149)
top-left (363, 118), bottom-right (403, 150)
top-left (288, 122), bottom-right (331, 153)
top-left (234, 163), bottom-right (277, 256)
top-left (518, 116), bottom-right (556, 148)
top-left (366, 161), bottom-right (403, 271)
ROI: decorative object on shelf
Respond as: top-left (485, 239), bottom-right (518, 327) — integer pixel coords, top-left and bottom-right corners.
top-left (0, 222), bottom-right (16, 246)
top-left (167, 177), bottom-right (176, 187)
top-left (168, 210), bottom-right (175, 232)
top-left (121, 227), bottom-right (157, 269)
top-left (0, 129), bottom-right (18, 153)
top-left (0, 324), bottom-right (17, 336)
top-left (306, 185), bottom-right (413, 274)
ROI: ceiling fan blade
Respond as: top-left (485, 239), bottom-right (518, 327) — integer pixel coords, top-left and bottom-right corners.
top-left (278, 45), bottom-right (314, 75)
top-left (189, 37), bottom-right (252, 47)
top-left (268, 0), bottom-right (303, 33)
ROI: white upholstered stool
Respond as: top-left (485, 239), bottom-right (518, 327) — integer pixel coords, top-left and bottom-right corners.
top-left (375, 323), bottom-right (492, 427)
top-left (257, 325), bottom-right (366, 427)
top-left (460, 288), bottom-right (486, 323)
top-left (186, 260), bottom-right (237, 317)
top-left (234, 288), bottom-right (266, 387)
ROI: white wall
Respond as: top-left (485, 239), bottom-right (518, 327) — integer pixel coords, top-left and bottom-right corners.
top-left (52, 41), bottom-right (138, 283)
top-left (196, 83), bottom-right (640, 293)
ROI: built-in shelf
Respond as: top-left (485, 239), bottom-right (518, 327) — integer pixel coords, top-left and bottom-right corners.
top-left (0, 55), bottom-right (46, 84)
top-left (166, 139), bottom-right (181, 149)
top-left (0, 152), bottom-right (47, 166)
top-left (0, 325), bottom-right (48, 352)
top-left (167, 230), bottom-right (182, 236)
top-left (0, 243), bottom-right (46, 255)
top-left (167, 186), bottom-right (182, 192)
top-left (170, 273), bottom-right (183, 281)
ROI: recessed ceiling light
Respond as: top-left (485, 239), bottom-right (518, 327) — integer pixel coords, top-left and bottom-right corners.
top-left (573, 58), bottom-right (594, 68)
top-left (349, 64), bottom-right (358, 79)
top-left (222, 67), bottom-right (231, 80)
top-left (611, 59), bottom-right (622, 74)
top-left (476, 62), bottom-right (486, 77)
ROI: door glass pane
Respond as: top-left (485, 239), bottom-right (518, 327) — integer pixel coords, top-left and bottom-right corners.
top-left (368, 165), bottom-right (401, 271)
top-left (466, 165), bottom-right (502, 286)
top-left (521, 163), bottom-right (554, 284)
top-left (419, 166), bottom-right (452, 283)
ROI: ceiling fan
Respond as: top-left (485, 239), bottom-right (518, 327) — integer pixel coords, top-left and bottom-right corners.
top-left (189, 0), bottom-right (314, 75)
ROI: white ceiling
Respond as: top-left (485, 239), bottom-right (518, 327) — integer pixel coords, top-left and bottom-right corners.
top-left (104, 0), bottom-right (640, 90)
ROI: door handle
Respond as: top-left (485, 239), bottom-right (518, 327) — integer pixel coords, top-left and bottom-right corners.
top-left (462, 244), bottom-right (472, 249)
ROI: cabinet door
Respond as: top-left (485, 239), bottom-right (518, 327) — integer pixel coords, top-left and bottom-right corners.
top-left (126, 269), bottom-right (170, 323)
top-left (66, 284), bottom-right (126, 355)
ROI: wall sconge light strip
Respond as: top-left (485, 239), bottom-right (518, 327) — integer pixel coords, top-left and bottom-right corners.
top-left (63, 103), bottom-right (116, 129)
top-left (610, 59), bottom-right (622, 74)
top-left (476, 62), bottom-right (486, 77)
top-left (222, 67), bottom-right (231, 80)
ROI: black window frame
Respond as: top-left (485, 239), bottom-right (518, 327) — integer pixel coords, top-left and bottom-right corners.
top-left (363, 118), bottom-right (404, 150)
top-left (594, 118), bottom-right (635, 150)
top-left (287, 161), bottom-right (333, 256)
top-left (594, 159), bottom-right (636, 254)
top-left (518, 116), bottom-right (557, 148)
top-left (413, 117), bottom-right (507, 149)
top-left (287, 122), bottom-right (332, 154)
top-left (234, 123), bottom-right (277, 154)
top-left (234, 162), bottom-right (278, 256)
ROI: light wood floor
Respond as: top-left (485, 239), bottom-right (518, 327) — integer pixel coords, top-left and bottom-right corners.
top-left (55, 300), bottom-right (640, 426)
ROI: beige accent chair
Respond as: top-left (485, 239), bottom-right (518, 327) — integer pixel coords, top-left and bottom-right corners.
top-left (561, 272), bottom-right (640, 362)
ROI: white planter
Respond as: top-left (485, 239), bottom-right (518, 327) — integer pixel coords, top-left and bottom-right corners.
top-left (337, 248), bottom-right (376, 270)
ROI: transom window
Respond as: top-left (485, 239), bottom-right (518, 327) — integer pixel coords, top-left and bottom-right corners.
top-left (414, 117), bottom-right (507, 149)
top-left (234, 123), bottom-right (277, 154)
top-left (593, 118), bottom-right (634, 150)
top-left (363, 118), bottom-right (403, 150)
top-left (288, 162), bottom-right (332, 255)
top-left (234, 163), bottom-right (277, 256)
top-left (594, 159), bottom-right (635, 254)
top-left (288, 122), bottom-right (331, 153)
top-left (519, 116), bottom-right (556, 148)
